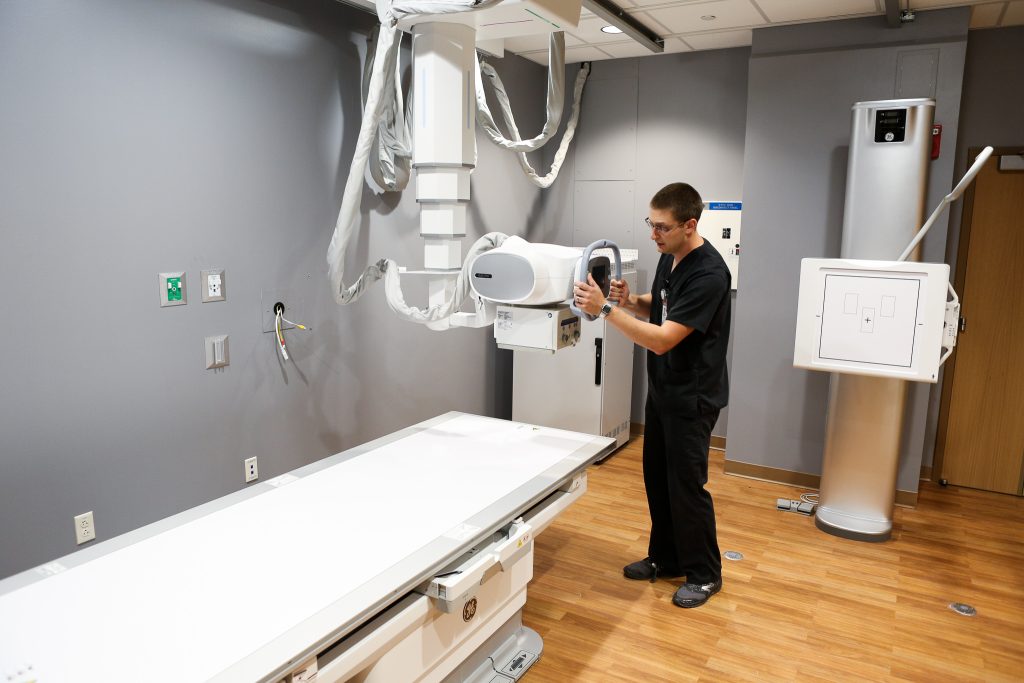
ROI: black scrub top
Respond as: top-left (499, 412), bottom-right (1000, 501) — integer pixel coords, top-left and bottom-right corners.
top-left (647, 241), bottom-right (731, 417)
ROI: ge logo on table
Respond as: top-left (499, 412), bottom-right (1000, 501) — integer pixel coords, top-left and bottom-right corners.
top-left (463, 597), bottom-right (478, 622)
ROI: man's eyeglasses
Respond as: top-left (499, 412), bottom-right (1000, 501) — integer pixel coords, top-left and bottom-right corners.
top-left (644, 217), bottom-right (686, 234)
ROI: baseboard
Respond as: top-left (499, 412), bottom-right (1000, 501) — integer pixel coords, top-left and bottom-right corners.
top-left (723, 459), bottom-right (821, 490)
top-left (920, 465), bottom-right (933, 482)
top-left (723, 459), bottom-right (919, 508)
top-left (628, 423), bottom-right (728, 452)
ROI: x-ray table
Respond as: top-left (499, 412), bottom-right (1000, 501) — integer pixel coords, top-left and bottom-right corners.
top-left (0, 413), bottom-right (614, 683)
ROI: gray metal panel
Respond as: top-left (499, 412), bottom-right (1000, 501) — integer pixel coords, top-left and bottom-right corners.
top-left (572, 181), bottom-right (636, 249)
top-left (895, 49), bottom-right (940, 99)
top-left (573, 74), bottom-right (638, 182)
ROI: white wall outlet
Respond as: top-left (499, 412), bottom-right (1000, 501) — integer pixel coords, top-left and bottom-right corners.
top-left (244, 456), bottom-right (259, 483)
top-left (201, 269), bottom-right (226, 303)
top-left (74, 511), bottom-right (96, 545)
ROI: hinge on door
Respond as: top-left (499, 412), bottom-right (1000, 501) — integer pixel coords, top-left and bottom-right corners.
top-left (959, 316), bottom-right (967, 333)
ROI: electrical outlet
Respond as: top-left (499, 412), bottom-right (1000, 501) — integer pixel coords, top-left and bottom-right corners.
top-left (74, 511), bottom-right (96, 545)
top-left (244, 457), bottom-right (259, 483)
top-left (201, 268), bottom-right (226, 303)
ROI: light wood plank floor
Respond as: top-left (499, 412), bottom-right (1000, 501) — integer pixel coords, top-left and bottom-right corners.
top-left (522, 437), bottom-right (1024, 682)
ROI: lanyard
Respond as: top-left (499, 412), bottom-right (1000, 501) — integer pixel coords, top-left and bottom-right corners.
top-left (660, 288), bottom-right (668, 324)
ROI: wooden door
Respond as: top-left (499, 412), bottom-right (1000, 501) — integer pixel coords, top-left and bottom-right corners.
top-left (938, 152), bottom-right (1024, 494)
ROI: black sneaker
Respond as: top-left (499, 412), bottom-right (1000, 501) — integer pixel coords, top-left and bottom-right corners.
top-left (623, 557), bottom-right (683, 582)
top-left (671, 578), bottom-right (722, 608)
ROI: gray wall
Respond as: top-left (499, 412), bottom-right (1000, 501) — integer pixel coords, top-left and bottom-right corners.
top-left (726, 8), bottom-right (970, 494)
top-left (0, 0), bottom-right (546, 579)
top-left (540, 49), bottom-right (750, 437)
top-left (946, 25), bottom-right (1024, 274)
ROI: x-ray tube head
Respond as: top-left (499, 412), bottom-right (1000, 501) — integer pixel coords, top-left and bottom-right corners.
top-left (470, 236), bottom-right (612, 306)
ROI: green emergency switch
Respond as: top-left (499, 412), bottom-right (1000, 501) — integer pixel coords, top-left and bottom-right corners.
top-left (159, 271), bottom-right (187, 307)
top-left (167, 277), bottom-right (182, 301)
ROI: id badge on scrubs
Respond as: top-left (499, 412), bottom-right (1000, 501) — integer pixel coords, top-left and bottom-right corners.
top-left (660, 288), bottom-right (668, 324)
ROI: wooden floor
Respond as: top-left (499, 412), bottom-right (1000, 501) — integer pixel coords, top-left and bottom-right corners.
top-left (522, 437), bottom-right (1024, 682)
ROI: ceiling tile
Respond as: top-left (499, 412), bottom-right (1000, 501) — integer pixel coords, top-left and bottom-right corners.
top-left (969, 2), bottom-right (1006, 27)
top-left (1004, 0), bottom-right (1024, 24)
top-left (754, 0), bottom-right (877, 23)
top-left (503, 31), bottom-right (584, 53)
top-left (680, 28), bottom-right (753, 50)
top-left (644, 0), bottom-right (766, 35)
top-left (518, 51), bottom-right (549, 65)
top-left (570, 16), bottom-right (648, 43)
top-left (599, 40), bottom-right (664, 58)
top-left (628, 0), bottom-right (708, 9)
top-left (663, 36), bottom-right (695, 52)
top-left (565, 45), bottom-right (615, 63)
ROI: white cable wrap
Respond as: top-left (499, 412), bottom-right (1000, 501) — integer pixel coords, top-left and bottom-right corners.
top-left (383, 232), bottom-right (509, 329)
top-left (327, 23), bottom-right (401, 305)
top-left (362, 27), bottom-right (412, 193)
top-left (327, 0), bottom-right (589, 326)
top-left (477, 56), bottom-right (590, 188)
top-left (475, 32), bottom-right (565, 153)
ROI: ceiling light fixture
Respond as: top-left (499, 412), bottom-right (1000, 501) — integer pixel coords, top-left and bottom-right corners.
top-left (601, 25), bottom-right (624, 34)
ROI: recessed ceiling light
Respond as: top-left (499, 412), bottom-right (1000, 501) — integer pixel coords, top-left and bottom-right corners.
top-left (701, 14), bottom-right (716, 21)
top-left (601, 25), bottom-right (623, 34)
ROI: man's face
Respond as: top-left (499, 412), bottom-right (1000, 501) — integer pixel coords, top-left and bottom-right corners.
top-left (647, 207), bottom-right (694, 255)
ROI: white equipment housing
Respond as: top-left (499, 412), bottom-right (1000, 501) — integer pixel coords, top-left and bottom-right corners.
top-left (0, 414), bottom-right (613, 683)
top-left (470, 236), bottom-right (584, 306)
top-left (512, 253), bottom-right (638, 449)
top-left (806, 98), bottom-right (934, 543)
top-left (494, 304), bottom-right (581, 352)
top-left (793, 258), bottom-right (951, 383)
top-left (472, 237), bottom-right (621, 353)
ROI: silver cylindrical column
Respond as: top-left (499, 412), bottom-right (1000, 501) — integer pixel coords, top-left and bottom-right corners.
top-left (816, 98), bottom-right (934, 542)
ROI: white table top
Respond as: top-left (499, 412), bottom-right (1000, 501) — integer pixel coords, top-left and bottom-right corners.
top-left (0, 413), bottom-right (613, 683)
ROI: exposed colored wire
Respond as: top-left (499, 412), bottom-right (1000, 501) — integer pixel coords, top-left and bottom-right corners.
top-left (281, 317), bottom-right (309, 331)
top-left (275, 311), bottom-right (289, 361)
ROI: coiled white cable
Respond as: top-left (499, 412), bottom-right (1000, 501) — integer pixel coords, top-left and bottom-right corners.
top-left (327, 0), bottom-right (587, 327)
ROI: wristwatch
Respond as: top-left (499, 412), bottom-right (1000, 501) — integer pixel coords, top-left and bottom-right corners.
top-left (599, 302), bottom-right (613, 319)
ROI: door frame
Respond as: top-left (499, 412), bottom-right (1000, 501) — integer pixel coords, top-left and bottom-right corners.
top-left (932, 146), bottom-right (1024, 486)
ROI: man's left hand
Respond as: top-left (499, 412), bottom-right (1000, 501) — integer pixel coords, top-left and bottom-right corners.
top-left (573, 274), bottom-right (606, 316)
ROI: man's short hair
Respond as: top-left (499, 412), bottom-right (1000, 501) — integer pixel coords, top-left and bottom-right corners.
top-left (650, 183), bottom-right (703, 224)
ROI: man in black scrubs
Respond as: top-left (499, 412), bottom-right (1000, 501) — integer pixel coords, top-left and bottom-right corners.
top-left (573, 182), bottom-right (730, 608)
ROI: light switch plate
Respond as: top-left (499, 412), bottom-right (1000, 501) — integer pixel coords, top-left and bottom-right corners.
top-left (205, 335), bottom-right (230, 369)
top-left (159, 272), bottom-right (187, 307)
top-left (201, 269), bottom-right (226, 303)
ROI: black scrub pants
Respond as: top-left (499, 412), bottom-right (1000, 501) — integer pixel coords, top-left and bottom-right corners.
top-left (643, 395), bottom-right (722, 584)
